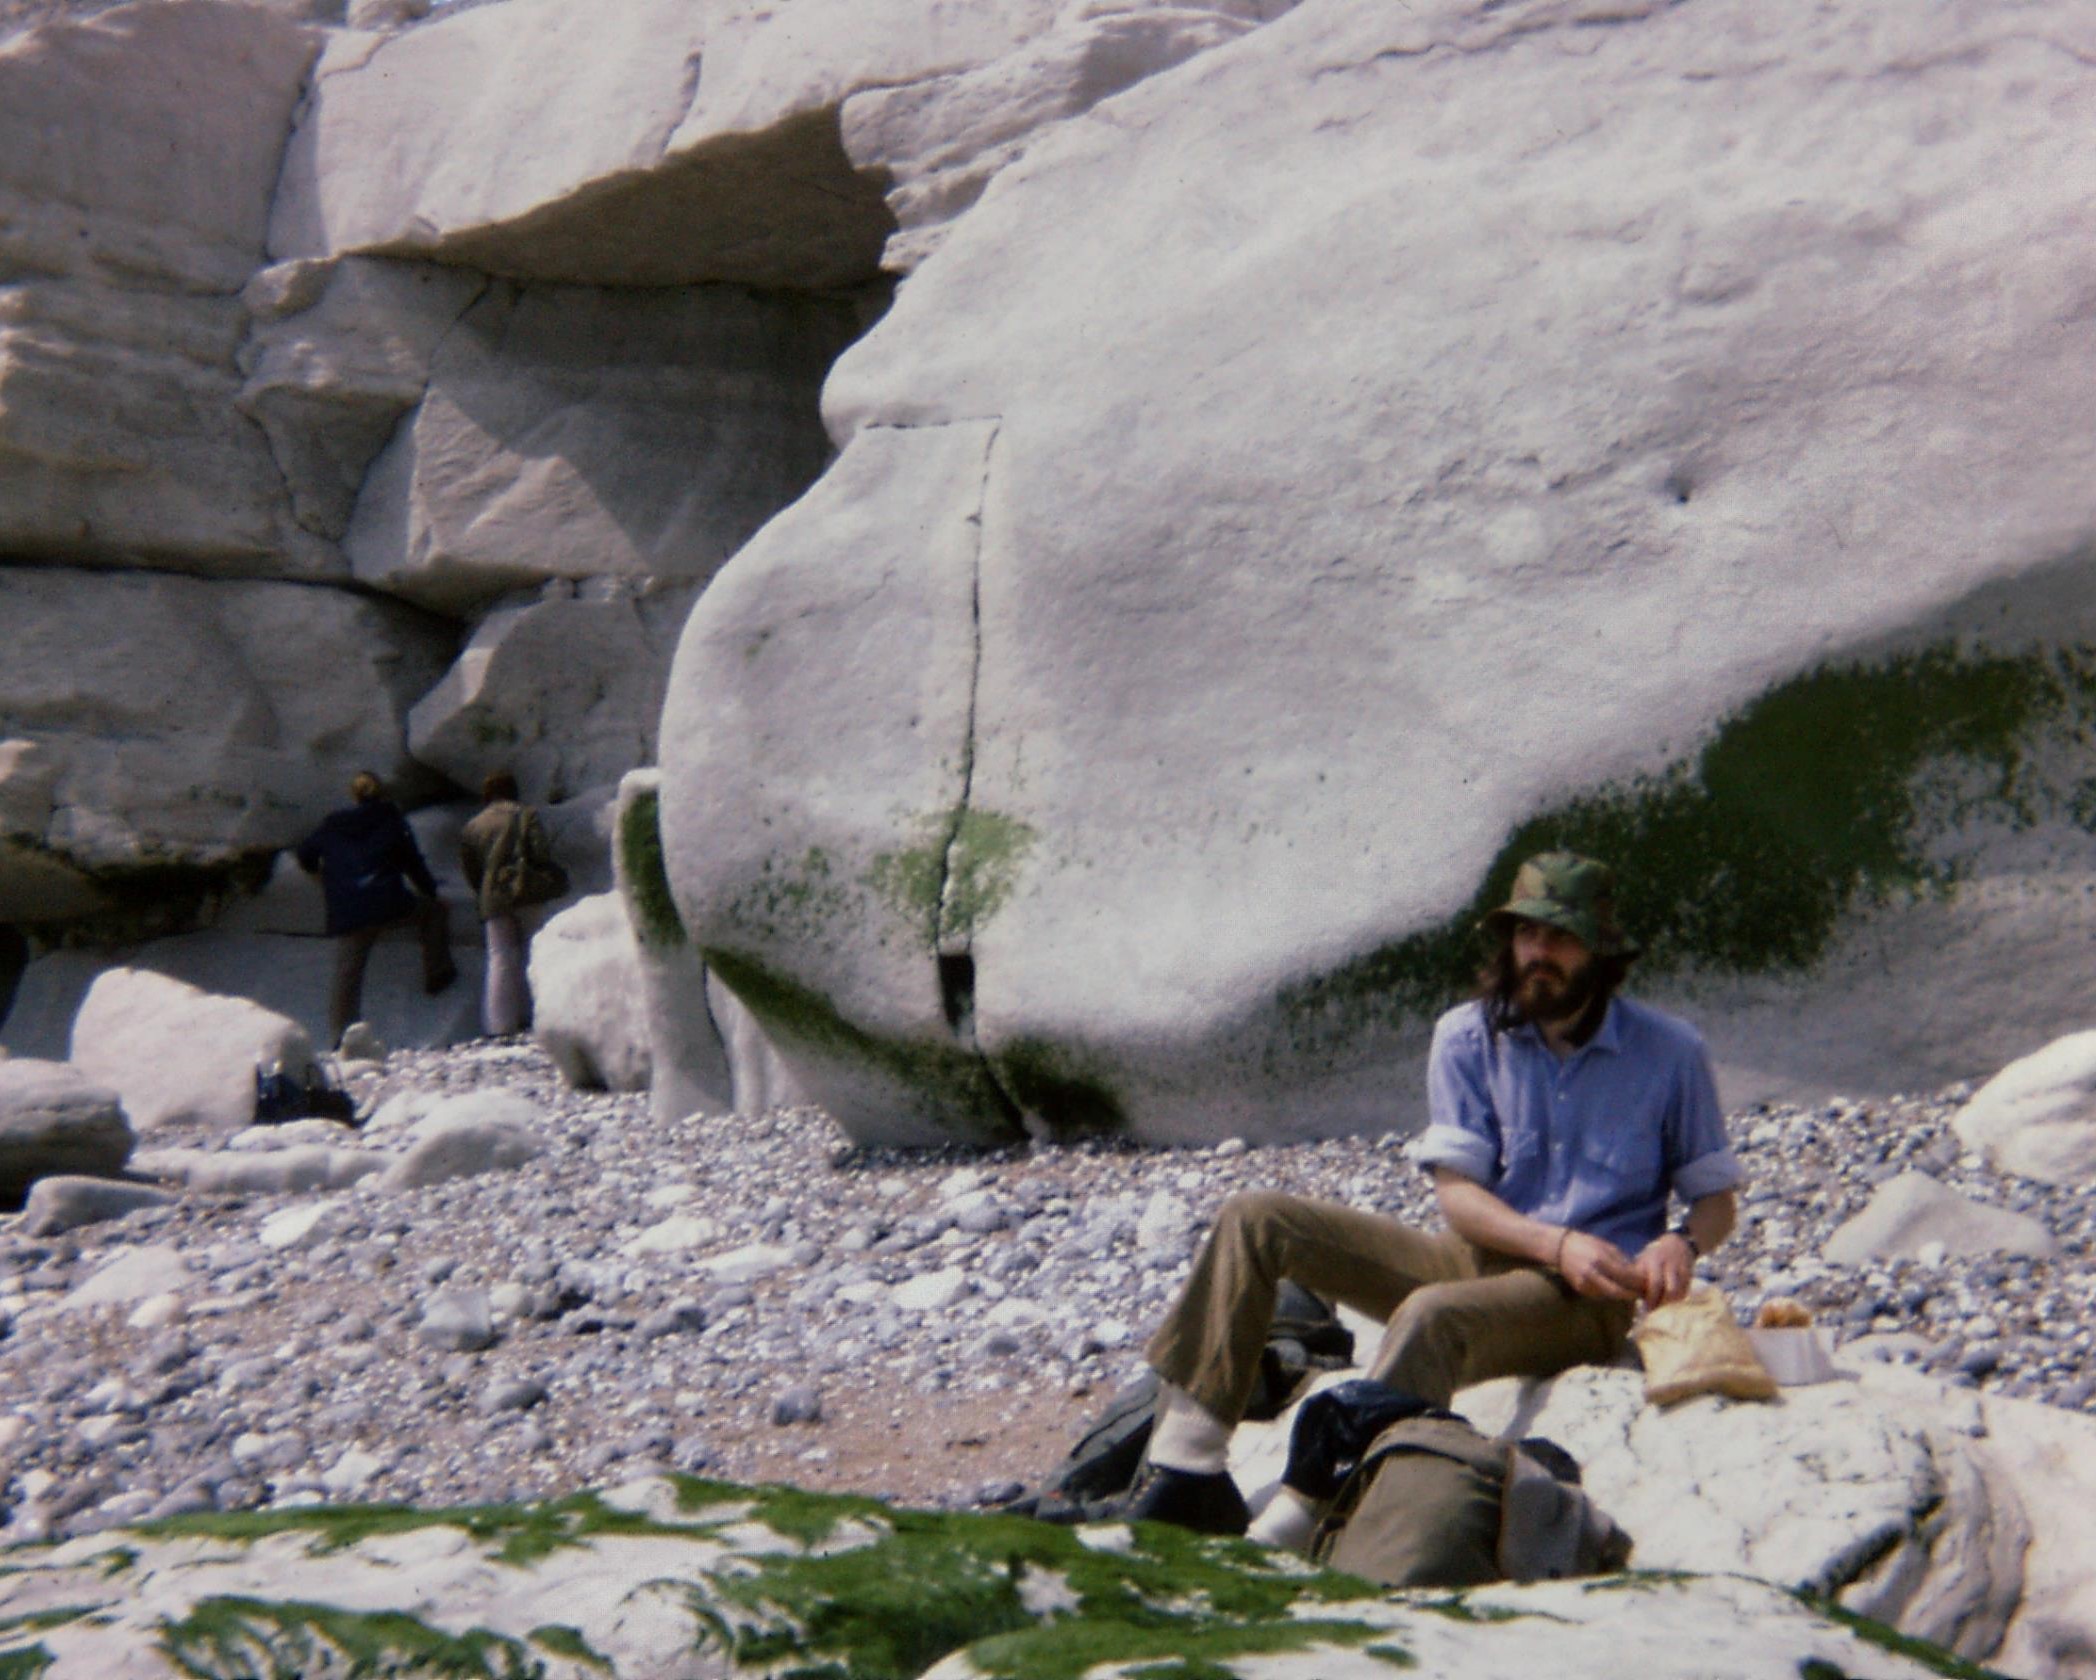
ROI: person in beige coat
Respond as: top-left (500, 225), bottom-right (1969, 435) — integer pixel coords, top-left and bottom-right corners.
top-left (456, 771), bottom-right (551, 1037)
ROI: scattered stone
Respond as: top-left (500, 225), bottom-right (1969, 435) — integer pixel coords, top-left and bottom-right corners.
top-left (337, 1023), bottom-right (389, 1064)
top-left (419, 1289), bottom-right (498, 1353)
top-left (771, 1384), bottom-right (823, 1426)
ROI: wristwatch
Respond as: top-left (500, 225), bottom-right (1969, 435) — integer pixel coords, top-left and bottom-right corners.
top-left (1668, 1222), bottom-right (1702, 1258)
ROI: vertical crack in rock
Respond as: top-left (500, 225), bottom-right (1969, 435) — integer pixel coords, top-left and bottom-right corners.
top-left (929, 425), bottom-right (1024, 1118)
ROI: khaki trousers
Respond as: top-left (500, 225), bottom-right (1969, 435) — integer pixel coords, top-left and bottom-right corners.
top-left (1144, 1190), bottom-right (1634, 1422)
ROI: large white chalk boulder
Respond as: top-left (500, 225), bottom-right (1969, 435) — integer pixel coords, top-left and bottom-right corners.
top-left (661, 0), bottom-right (2096, 1147)
top-left (68, 968), bottom-right (311, 1132)
top-left (345, 283), bottom-right (858, 615)
top-left (529, 893), bottom-right (651, 1092)
top-left (1955, 1028), bottom-right (2096, 1186)
top-left (0, 1058), bottom-right (132, 1206)
top-left (0, 1), bottom-right (329, 574)
top-left (0, 570), bottom-right (452, 902)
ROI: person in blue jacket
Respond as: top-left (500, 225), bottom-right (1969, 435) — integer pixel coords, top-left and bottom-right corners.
top-left (295, 771), bottom-right (457, 1046)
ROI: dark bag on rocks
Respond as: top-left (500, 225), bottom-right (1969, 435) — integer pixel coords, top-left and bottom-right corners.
top-left (253, 1060), bottom-right (359, 1127)
top-left (1000, 1283), bottom-right (1356, 1522)
top-left (1311, 1410), bottom-right (1631, 1589)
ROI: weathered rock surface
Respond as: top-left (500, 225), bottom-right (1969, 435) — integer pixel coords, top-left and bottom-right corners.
top-left (1446, 1365), bottom-right (2028, 1665)
top-left (0, 1058), bottom-right (131, 1205)
top-left (0, 1), bottom-right (326, 574)
top-left (0, 1475), bottom-right (1994, 1680)
top-left (662, 0), bottom-right (2096, 1146)
top-left (236, 254), bottom-right (485, 541)
top-left (346, 282), bottom-right (858, 615)
top-left (1824, 1169), bottom-right (2059, 1266)
top-left (1956, 1027), bottom-right (2096, 1186)
top-left (1, 568), bottom-right (452, 904)
top-left (69, 969), bottom-right (310, 1132)
top-left (841, 0), bottom-right (1293, 272)
top-left (407, 586), bottom-right (693, 807)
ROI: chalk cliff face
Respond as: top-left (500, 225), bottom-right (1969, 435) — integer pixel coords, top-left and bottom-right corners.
top-left (658, 0), bottom-right (2096, 1144)
top-left (0, 0), bottom-right (1263, 1034)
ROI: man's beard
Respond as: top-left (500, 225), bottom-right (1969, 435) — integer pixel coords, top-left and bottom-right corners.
top-left (1514, 958), bottom-right (1601, 1025)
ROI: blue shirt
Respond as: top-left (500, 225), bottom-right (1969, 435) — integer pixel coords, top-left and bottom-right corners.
top-left (1416, 995), bottom-right (1742, 1256)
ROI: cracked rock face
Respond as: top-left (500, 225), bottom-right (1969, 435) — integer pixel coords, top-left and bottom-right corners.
top-left (660, 0), bottom-right (2096, 1146)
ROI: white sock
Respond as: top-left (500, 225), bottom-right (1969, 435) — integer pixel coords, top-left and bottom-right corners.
top-left (1246, 1485), bottom-right (1321, 1552)
top-left (1145, 1383), bottom-right (1233, 1475)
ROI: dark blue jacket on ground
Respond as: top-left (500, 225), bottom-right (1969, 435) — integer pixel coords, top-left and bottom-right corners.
top-left (294, 800), bottom-right (440, 937)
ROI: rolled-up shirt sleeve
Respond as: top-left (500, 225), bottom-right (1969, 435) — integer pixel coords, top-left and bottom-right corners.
top-left (1417, 1010), bottom-right (1500, 1186)
top-left (1666, 1029), bottom-right (1743, 1202)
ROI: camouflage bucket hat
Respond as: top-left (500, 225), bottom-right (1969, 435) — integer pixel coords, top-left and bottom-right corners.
top-left (1480, 851), bottom-right (1640, 958)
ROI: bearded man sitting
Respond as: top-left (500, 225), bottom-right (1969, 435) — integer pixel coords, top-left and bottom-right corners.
top-left (1126, 851), bottom-right (1744, 1542)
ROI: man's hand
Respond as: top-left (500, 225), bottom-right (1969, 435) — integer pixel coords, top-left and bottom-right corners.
top-left (1630, 1232), bottom-right (1696, 1309)
top-left (1555, 1230), bottom-right (1641, 1302)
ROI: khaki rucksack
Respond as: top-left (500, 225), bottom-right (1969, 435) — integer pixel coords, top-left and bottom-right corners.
top-left (1311, 1413), bottom-right (1631, 1589)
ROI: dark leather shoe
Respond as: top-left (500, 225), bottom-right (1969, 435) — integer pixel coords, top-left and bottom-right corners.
top-left (1119, 1464), bottom-right (1249, 1536)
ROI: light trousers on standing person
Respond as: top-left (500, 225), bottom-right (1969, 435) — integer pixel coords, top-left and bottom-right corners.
top-left (329, 898), bottom-right (455, 1046)
top-left (481, 911), bottom-right (530, 1037)
top-left (1143, 1190), bottom-right (1634, 1424)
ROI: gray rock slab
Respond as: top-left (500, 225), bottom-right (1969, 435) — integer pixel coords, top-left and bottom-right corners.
top-left (381, 1093), bottom-right (543, 1190)
top-left (136, 1144), bottom-right (380, 1197)
top-left (0, 1058), bottom-right (132, 1205)
top-left (1, 932), bottom-right (482, 1067)
top-left (21, 1176), bottom-right (174, 1237)
top-left (1823, 1170), bottom-right (2058, 1265)
top-left (58, 1244), bottom-right (195, 1311)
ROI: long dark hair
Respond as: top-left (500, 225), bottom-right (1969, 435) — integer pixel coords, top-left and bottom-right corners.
top-left (1475, 933), bottom-right (1636, 1044)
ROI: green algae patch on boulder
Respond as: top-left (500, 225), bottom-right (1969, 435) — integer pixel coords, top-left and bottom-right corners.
top-left (867, 807), bottom-right (1038, 949)
top-left (159, 1597), bottom-right (547, 1679)
top-left (700, 947), bottom-right (1025, 1145)
top-left (1271, 642), bottom-right (2096, 1063)
top-left (616, 786), bottom-right (685, 950)
top-left (682, 1500), bottom-right (1399, 1680)
top-left (0, 1648), bottom-right (55, 1680)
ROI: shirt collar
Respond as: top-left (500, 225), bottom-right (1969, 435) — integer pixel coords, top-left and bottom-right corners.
top-left (1508, 997), bottom-right (1623, 1058)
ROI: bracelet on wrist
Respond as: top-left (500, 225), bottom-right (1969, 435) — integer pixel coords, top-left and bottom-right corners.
top-left (1669, 1222), bottom-right (1702, 1258)
top-left (1552, 1226), bottom-right (1570, 1270)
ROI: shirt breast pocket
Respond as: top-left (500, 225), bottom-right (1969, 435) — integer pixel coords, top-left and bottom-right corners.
top-left (1576, 1119), bottom-right (1663, 1192)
